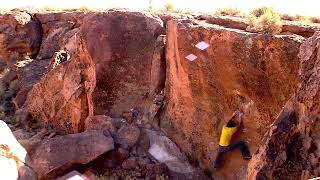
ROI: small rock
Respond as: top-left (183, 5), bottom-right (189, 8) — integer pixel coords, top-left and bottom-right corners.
top-left (122, 158), bottom-right (137, 170)
top-left (133, 171), bottom-right (142, 178)
top-left (110, 118), bottom-right (127, 129)
top-left (136, 129), bottom-right (150, 151)
top-left (83, 168), bottom-right (98, 179)
top-left (309, 153), bottom-right (318, 167)
top-left (153, 163), bottom-right (169, 175)
top-left (103, 159), bottom-right (117, 169)
top-left (85, 115), bottom-right (116, 135)
top-left (13, 129), bottom-right (32, 140)
top-left (17, 165), bottom-right (37, 180)
top-left (122, 111), bottom-right (133, 123)
top-left (114, 125), bottom-right (140, 149)
top-left (146, 163), bottom-right (169, 178)
top-left (117, 148), bottom-right (130, 162)
top-left (137, 157), bottom-right (151, 168)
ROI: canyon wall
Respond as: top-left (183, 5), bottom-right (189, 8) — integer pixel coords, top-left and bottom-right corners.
top-left (0, 9), bottom-right (318, 179)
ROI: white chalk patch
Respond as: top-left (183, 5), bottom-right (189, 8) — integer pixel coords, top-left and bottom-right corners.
top-left (195, 41), bottom-right (210, 50)
top-left (148, 144), bottom-right (177, 162)
top-left (57, 170), bottom-right (88, 180)
top-left (185, 54), bottom-right (197, 61)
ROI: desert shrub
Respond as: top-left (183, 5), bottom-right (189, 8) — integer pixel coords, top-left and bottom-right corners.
top-left (215, 7), bottom-right (242, 16)
top-left (164, 3), bottom-right (174, 12)
top-left (250, 7), bottom-right (275, 17)
top-left (247, 7), bottom-right (282, 34)
top-left (309, 16), bottom-right (320, 23)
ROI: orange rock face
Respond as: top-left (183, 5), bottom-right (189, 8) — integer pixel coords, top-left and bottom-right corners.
top-left (161, 20), bottom-right (303, 178)
top-left (80, 11), bottom-right (165, 116)
top-left (0, 10), bottom-right (41, 63)
top-left (248, 31), bottom-right (320, 179)
top-left (25, 37), bottom-right (96, 133)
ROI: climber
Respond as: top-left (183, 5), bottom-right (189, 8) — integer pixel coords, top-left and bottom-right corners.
top-left (213, 110), bottom-right (251, 168)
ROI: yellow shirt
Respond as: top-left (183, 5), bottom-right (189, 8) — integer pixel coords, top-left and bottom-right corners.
top-left (219, 125), bottom-right (237, 146)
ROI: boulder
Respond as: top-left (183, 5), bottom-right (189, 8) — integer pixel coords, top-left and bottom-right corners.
top-left (0, 10), bottom-right (41, 63)
top-left (247, 31), bottom-right (320, 179)
top-left (0, 120), bottom-right (36, 180)
top-left (25, 35), bottom-right (96, 133)
top-left (28, 130), bottom-right (114, 179)
top-left (35, 12), bottom-right (85, 60)
top-left (80, 10), bottom-right (165, 115)
top-left (161, 20), bottom-right (304, 178)
top-left (146, 130), bottom-right (194, 174)
top-left (282, 22), bottom-right (320, 37)
top-left (85, 115), bottom-right (116, 135)
top-left (114, 124), bottom-right (140, 149)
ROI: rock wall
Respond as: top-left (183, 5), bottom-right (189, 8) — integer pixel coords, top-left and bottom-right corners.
top-left (161, 20), bottom-right (304, 179)
top-left (80, 11), bottom-right (165, 115)
top-left (1, 10), bottom-right (319, 179)
top-left (5, 10), bottom-right (166, 133)
top-left (248, 31), bottom-right (320, 180)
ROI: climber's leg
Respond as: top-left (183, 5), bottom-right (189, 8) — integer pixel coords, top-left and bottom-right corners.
top-left (213, 147), bottom-right (226, 168)
top-left (232, 141), bottom-right (252, 160)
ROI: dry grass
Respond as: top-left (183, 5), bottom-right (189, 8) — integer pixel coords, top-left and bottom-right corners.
top-left (215, 7), bottom-right (242, 17)
top-left (32, 6), bottom-right (108, 13)
top-left (164, 3), bottom-right (175, 12)
top-left (250, 7), bottom-right (274, 17)
top-left (309, 16), bottom-right (320, 23)
top-left (246, 7), bottom-right (282, 34)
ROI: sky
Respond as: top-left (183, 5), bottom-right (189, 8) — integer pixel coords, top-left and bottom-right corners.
top-left (0, 0), bottom-right (319, 16)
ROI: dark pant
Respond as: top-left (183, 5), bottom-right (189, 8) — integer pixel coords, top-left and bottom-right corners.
top-left (213, 141), bottom-right (251, 168)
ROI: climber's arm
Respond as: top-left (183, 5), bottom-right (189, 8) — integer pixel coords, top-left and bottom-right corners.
top-left (231, 110), bottom-right (244, 128)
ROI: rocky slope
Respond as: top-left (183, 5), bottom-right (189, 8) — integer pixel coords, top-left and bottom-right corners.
top-left (0, 9), bottom-right (319, 180)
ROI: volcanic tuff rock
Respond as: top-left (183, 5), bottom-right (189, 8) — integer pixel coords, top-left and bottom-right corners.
top-left (28, 130), bottom-right (114, 179)
top-left (80, 11), bottom-right (165, 115)
top-left (0, 10), bottom-right (41, 64)
top-left (1, 9), bottom-right (319, 180)
top-left (14, 59), bottom-right (50, 109)
top-left (25, 36), bottom-right (96, 133)
top-left (34, 12), bottom-right (85, 60)
top-left (248, 31), bottom-right (320, 179)
top-left (161, 20), bottom-right (304, 179)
